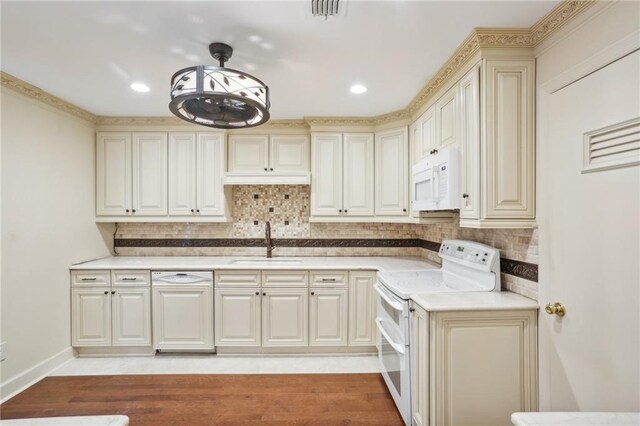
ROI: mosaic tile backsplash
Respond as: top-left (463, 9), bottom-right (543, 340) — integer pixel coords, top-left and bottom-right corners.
top-left (115, 185), bottom-right (539, 299)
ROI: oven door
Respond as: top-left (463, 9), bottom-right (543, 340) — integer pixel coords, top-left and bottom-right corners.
top-left (377, 316), bottom-right (411, 425)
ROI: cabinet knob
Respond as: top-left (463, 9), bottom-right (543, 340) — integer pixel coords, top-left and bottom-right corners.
top-left (264, 168), bottom-right (268, 171)
top-left (263, 292), bottom-right (266, 296)
top-left (191, 209), bottom-right (195, 213)
top-left (111, 291), bottom-right (116, 295)
top-left (132, 209), bottom-right (136, 213)
top-left (338, 209), bottom-right (342, 213)
top-left (125, 209), bottom-right (130, 213)
top-left (344, 209), bottom-right (348, 213)
top-left (103, 291), bottom-right (108, 295)
top-left (310, 291), bottom-right (315, 296)
top-left (255, 292), bottom-right (260, 296)
top-left (545, 302), bottom-right (566, 317)
top-left (432, 149), bottom-right (438, 155)
top-left (462, 193), bottom-right (469, 199)
top-left (270, 168), bottom-right (274, 171)
top-left (196, 209), bottom-right (200, 213)
top-left (409, 308), bottom-right (415, 313)
top-left (403, 208), bottom-right (407, 212)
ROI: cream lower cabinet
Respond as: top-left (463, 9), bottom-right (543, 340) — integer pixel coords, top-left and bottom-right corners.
top-left (215, 288), bottom-right (261, 346)
top-left (72, 288), bottom-right (112, 346)
top-left (111, 287), bottom-right (151, 346)
top-left (309, 288), bottom-right (348, 346)
top-left (262, 288), bottom-right (308, 346)
top-left (348, 271), bottom-right (377, 346)
top-left (420, 308), bottom-right (538, 426)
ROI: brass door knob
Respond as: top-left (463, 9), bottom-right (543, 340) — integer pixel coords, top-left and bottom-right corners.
top-left (545, 302), bottom-right (566, 317)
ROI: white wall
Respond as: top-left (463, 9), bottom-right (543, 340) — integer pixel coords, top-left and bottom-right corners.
top-left (0, 88), bottom-right (112, 398)
top-left (536, 1), bottom-right (640, 411)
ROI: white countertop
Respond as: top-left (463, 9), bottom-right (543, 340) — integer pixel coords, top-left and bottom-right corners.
top-left (411, 291), bottom-right (538, 311)
top-left (511, 412), bottom-right (640, 425)
top-left (70, 256), bottom-right (439, 272)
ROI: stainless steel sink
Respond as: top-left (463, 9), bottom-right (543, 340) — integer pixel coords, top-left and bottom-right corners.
top-left (231, 258), bottom-right (302, 265)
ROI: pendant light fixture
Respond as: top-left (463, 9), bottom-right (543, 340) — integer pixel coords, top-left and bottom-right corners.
top-left (169, 43), bottom-right (270, 129)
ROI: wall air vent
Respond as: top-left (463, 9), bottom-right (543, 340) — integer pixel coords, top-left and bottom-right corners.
top-left (312, 0), bottom-right (340, 18)
top-left (582, 116), bottom-right (640, 173)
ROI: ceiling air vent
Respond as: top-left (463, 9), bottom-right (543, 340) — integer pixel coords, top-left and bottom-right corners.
top-left (582, 116), bottom-right (640, 173)
top-left (312, 0), bottom-right (340, 18)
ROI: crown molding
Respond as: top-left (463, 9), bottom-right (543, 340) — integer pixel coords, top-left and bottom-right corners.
top-left (2, 1), bottom-right (594, 129)
top-left (1, 71), bottom-right (96, 123)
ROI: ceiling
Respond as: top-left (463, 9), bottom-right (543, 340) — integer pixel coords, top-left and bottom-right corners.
top-left (1, 1), bottom-right (558, 119)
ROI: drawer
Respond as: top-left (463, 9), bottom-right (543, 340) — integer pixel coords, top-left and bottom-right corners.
top-left (71, 270), bottom-right (110, 287)
top-left (262, 271), bottom-right (309, 287)
top-left (310, 270), bottom-right (348, 287)
top-left (215, 270), bottom-right (261, 287)
top-left (111, 270), bottom-right (150, 286)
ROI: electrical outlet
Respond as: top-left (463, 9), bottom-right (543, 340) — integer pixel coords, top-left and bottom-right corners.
top-left (0, 342), bottom-right (5, 362)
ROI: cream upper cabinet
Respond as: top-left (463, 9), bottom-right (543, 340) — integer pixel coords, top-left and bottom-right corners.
top-left (429, 309), bottom-right (538, 426)
top-left (348, 271), bottom-right (376, 346)
top-left (419, 106), bottom-right (436, 160)
top-left (111, 287), bottom-right (151, 346)
top-left (215, 288), bottom-right (261, 347)
top-left (459, 65), bottom-right (481, 220)
top-left (435, 85), bottom-right (458, 150)
top-left (132, 133), bottom-right (167, 216)
top-left (343, 133), bottom-right (374, 216)
top-left (269, 135), bottom-right (309, 173)
top-left (309, 288), bottom-right (348, 346)
top-left (262, 288), bottom-right (308, 347)
top-left (227, 135), bottom-right (269, 172)
top-left (375, 127), bottom-right (409, 216)
top-left (411, 303), bottom-right (428, 426)
top-left (96, 132), bottom-right (132, 216)
top-left (72, 288), bottom-right (111, 347)
top-left (169, 132), bottom-right (226, 217)
top-left (311, 133), bottom-right (343, 216)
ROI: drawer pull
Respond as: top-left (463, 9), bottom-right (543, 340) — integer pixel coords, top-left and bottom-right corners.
top-left (321, 278), bottom-right (337, 282)
top-left (121, 278), bottom-right (137, 281)
top-left (81, 278), bottom-right (97, 281)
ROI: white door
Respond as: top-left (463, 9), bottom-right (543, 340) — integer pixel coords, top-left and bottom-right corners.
top-left (197, 132), bottom-right (225, 216)
top-left (343, 133), bottom-right (374, 216)
top-left (152, 285), bottom-right (213, 350)
top-left (538, 50), bottom-right (640, 411)
top-left (132, 132), bottom-right (167, 216)
top-left (419, 106), bottom-right (436, 159)
top-left (411, 303), bottom-right (428, 426)
top-left (311, 133), bottom-right (343, 216)
top-left (72, 288), bottom-right (111, 346)
top-left (348, 271), bottom-right (376, 346)
top-left (96, 132), bottom-right (131, 216)
top-left (111, 287), bottom-right (151, 346)
top-left (269, 135), bottom-right (309, 173)
top-left (435, 85), bottom-right (458, 150)
top-left (215, 288), bottom-right (261, 346)
top-left (262, 288), bottom-right (308, 346)
top-left (375, 127), bottom-right (409, 216)
top-left (228, 135), bottom-right (269, 172)
top-left (309, 288), bottom-right (348, 346)
top-left (168, 132), bottom-right (197, 216)
top-left (458, 65), bottom-right (481, 220)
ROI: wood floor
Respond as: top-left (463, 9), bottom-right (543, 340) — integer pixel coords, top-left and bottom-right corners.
top-left (0, 374), bottom-right (403, 425)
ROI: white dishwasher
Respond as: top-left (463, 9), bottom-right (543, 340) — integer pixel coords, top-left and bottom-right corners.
top-left (151, 271), bottom-right (214, 352)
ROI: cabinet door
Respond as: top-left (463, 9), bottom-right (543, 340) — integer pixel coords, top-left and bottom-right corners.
top-left (435, 85), bottom-right (458, 150)
top-left (262, 288), bottom-right (308, 346)
top-left (411, 304), bottom-right (429, 426)
top-left (343, 133), bottom-right (374, 216)
top-left (309, 288), bottom-right (348, 346)
top-left (375, 128), bottom-right (409, 216)
top-left (310, 133), bottom-right (343, 216)
top-left (419, 106), bottom-right (436, 159)
top-left (459, 66), bottom-right (481, 220)
top-left (348, 271), bottom-right (376, 346)
top-left (72, 288), bottom-right (111, 347)
top-left (482, 59), bottom-right (535, 220)
top-left (197, 132), bottom-right (225, 216)
top-left (96, 132), bottom-right (131, 216)
top-left (215, 289), bottom-right (261, 346)
top-left (168, 133), bottom-right (197, 216)
top-left (152, 285), bottom-right (213, 350)
top-left (132, 132), bottom-right (167, 216)
top-left (228, 135), bottom-right (269, 172)
top-left (269, 135), bottom-right (309, 173)
top-left (111, 287), bottom-right (151, 346)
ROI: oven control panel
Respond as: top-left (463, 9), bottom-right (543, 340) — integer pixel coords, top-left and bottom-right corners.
top-left (439, 240), bottom-right (500, 272)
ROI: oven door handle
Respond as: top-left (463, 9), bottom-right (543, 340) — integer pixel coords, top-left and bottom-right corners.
top-left (375, 283), bottom-right (404, 312)
top-left (376, 318), bottom-right (406, 355)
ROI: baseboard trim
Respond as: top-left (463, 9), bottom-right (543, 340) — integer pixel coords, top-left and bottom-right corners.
top-left (1, 347), bottom-right (74, 403)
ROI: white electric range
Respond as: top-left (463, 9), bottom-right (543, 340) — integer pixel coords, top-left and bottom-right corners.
top-left (375, 240), bottom-right (501, 425)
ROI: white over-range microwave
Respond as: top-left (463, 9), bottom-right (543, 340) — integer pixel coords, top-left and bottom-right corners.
top-left (411, 147), bottom-right (460, 211)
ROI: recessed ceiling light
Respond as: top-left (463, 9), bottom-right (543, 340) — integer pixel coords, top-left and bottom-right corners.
top-left (350, 84), bottom-right (367, 94)
top-left (130, 82), bottom-right (150, 93)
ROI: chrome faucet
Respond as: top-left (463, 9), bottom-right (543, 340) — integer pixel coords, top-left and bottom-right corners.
top-left (265, 221), bottom-right (273, 258)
